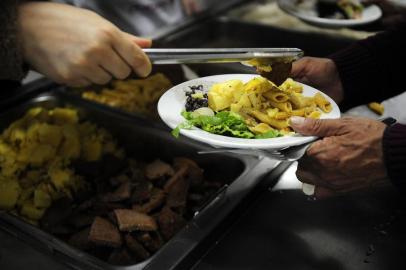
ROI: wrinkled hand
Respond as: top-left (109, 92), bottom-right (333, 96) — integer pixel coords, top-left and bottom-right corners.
top-left (290, 116), bottom-right (389, 198)
top-left (182, 0), bottom-right (201, 15)
top-left (18, 2), bottom-right (152, 87)
top-left (291, 57), bottom-right (344, 104)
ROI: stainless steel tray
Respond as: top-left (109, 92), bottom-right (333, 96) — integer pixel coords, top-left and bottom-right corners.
top-left (0, 90), bottom-right (280, 270)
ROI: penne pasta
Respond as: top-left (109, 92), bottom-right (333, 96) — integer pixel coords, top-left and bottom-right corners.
top-left (268, 100), bottom-right (292, 113)
top-left (314, 93), bottom-right (332, 113)
top-left (274, 112), bottom-right (290, 120)
top-left (205, 77), bottom-right (333, 137)
top-left (263, 90), bottom-right (289, 103)
top-left (249, 110), bottom-right (289, 130)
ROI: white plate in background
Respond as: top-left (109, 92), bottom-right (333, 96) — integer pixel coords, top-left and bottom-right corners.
top-left (277, 0), bottom-right (382, 28)
top-left (158, 74), bottom-right (341, 150)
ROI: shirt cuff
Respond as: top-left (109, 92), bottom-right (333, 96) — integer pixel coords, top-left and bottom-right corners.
top-left (382, 123), bottom-right (406, 191)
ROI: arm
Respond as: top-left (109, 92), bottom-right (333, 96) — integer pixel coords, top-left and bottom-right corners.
top-left (0, 0), bottom-right (26, 81)
top-left (329, 18), bottom-right (406, 108)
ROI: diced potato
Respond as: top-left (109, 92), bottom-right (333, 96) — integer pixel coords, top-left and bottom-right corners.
top-left (51, 108), bottom-right (79, 125)
top-left (37, 123), bottom-right (63, 147)
top-left (49, 169), bottom-right (71, 190)
top-left (83, 139), bottom-right (102, 161)
top-left (230, 103), bottom-right (242, 113)
top-left (0, 179), bottom-right (21, 210)
top-left (29, 144), bottom-right (56, 166)
top-left (208, 80), bottom-right (243, 111)
top-left (20, 201), bottom-right (45, 220)
top-left (34, 188), bottom-right (52, 208)
top-left (17, 187), bottom-right (34, 207)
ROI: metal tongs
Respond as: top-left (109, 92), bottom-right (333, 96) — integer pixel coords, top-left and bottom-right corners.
top-left (143, 48), bottom-right (304, 65)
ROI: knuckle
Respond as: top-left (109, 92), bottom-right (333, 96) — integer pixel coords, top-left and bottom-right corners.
top-left (96, 26), bottom-right (117, 42)
top-left (59, 71), bottom-right (75, 83)
top-left (307, 118), bottom-right (323, 134)
top-left (85, 43), bottom-right (106, 57)
top-left (71, 57), bottom-right (89, 69)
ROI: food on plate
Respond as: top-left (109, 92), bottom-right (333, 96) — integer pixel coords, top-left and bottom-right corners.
top-left (172, 77), bottom-right (332, 139)
top-left (81, 73), bottom-right (172, 117)
top-left (368, 102), bottom-right (384, 115)
top-left (296, 0), bottom-right (364, 20)
top-left (0, 107), bottom-right (122, 223)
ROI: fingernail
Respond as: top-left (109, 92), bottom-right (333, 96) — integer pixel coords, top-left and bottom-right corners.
top-left (289, 116), bottom-right (305, 126)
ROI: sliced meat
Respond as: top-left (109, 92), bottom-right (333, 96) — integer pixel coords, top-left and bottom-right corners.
top-left (88, 217), bottom-right (122, 248)
top-left (166, 174), bottom-right (190, 210)
top-left (158, 207), bottom-right (186, 241)
top-left (130, 180), bottom-right (153, 204)
top-left (125, 234), bottom-right (150, 261)
top-left (163, 166), bottom-right (188, 192)
top-left (108, 249), bottom-right (134, 266)
top-left (101, 181), bottom-right (131, 202)
top-left (114, 209), bottom-right (157, 232)
top-left (132, 188), bottom-right (165, 214)
top-left (68, 228), bottom-right (92, 250)
top-left (136, 232), bottom-right (163, 253)
top-left (145, 159), bottom-right (174, 180)
top-left (174, 157), bottom-right (204, 188)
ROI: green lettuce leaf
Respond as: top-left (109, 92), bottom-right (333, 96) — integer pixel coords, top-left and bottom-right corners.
top-left (173, 111), bottom-right (256, 139)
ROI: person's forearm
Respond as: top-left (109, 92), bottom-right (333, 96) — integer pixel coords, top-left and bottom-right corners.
top-left (383, 123), bottom-right (406, 191)
top-left (329, 18), bottom-right (406, 109)
top-left (0, 0), bottom-right (27, 81)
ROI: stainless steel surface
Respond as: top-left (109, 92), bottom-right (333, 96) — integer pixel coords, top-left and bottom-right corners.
top-left (144, 48), bottom-right (303, 64)
top-left (193, 162), bottom-right (406, 270)
top-left (0, 90), bottom-right (280, 270)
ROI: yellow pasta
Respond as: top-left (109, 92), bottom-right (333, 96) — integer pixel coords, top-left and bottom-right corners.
top-left (268, 100), bottom-right (292, 113)
top-left (314, 93), bottom-right (332, 113)
top-left (249, 123), bottom-right (274, 134)
top-left (263, 90), bottom-right (289, 103)
top-left (280, 78), bottom-right (303, 93)
top-left (274, 112), bottom-right (290, 120)
top-left (207, 77), bottom-right (332, 136)
top-left (291, 109), bottom-right (305, 117)
top-left (249, 110), bottom-right (289, 130)
top-left (368, 102), bottom-right (384, 115)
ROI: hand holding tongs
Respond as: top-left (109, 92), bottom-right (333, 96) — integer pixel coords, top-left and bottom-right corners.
top-left (143, 48), bottom-right (304, 65)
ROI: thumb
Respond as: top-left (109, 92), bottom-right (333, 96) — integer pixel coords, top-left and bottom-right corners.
top-left (289, 116), bottom-right (344, 137)
top-left (124, 33), bottom-right (152, 48)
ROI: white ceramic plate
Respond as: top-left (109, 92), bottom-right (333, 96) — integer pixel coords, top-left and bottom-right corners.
top-left (158, 74), bottom-right (341, 150)
top-left (387, 0), bottom-right (406, 8)
top-left (277, 0), bottom-right (382, 28)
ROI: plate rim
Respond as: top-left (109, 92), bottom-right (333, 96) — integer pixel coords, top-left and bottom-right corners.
top-left (158, 74), bottom-right (341, 150)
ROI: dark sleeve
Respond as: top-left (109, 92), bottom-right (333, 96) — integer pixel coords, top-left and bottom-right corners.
top-left (329, 17), bottom-right (406, 109)
top-left (0, 0), bottom-right (26, 81)
top-left (383, 123), bottom-right (406, 191)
